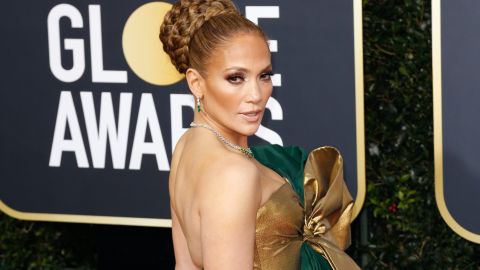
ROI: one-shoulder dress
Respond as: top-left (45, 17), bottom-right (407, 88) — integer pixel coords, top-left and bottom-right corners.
top-left (251, 145), bottom-right (361, 270)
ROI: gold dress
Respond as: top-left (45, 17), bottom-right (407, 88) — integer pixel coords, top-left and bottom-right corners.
top-left (251, 145), bottom-right (361, 270)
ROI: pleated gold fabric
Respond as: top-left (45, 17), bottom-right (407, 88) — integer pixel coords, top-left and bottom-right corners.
top-left (253, 146), bottom-right (360, 270)
top-left (302, 147), bottom-right (361, 270)
top-left (254, 183), bottom-right (303, 269)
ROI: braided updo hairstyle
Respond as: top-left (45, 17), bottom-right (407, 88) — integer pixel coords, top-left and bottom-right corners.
top-left (159, 0), bottom-right (268, 74)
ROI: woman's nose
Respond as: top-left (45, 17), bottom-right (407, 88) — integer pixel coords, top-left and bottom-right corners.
top-left (246, 80), bottom-right (262, 103)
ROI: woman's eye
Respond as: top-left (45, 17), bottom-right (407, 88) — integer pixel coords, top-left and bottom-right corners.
top-left (260, 72), bottom-right (274, 81)
top-left (227, 75), bottom-right (244, 84)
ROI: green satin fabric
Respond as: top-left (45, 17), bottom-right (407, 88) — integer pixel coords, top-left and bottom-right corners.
top-left (252, 145), bottom-right (333, 270)
top-left (301, 243), bottom-right (333, 270)
top-left (252, 144), bottom-right (307, 206)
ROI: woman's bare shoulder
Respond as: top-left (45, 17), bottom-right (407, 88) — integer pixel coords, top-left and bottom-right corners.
top-left (197, 153), bottom-right (262, 210)
top-left (196, 153), bottom-right (260, 268)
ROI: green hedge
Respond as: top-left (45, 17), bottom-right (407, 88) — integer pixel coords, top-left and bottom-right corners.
top-left (352, 0), bottom-right (480, 269)
top-left (1, 0), bottom-right (480, 269)
top-left (0, 215), bottom-right (96, 269)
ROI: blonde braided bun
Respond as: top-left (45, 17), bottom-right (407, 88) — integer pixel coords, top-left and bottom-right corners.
top-left (159, 0), bottom-right (266, 74)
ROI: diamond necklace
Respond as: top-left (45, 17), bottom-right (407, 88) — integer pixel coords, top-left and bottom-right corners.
top-left (189, 122), bottom-right (254, 158)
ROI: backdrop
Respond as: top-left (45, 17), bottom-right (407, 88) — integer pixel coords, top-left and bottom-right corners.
top-left (433, 0), bottom-right (480, 243)
top-left (0, 0), bottom-right (364, 227)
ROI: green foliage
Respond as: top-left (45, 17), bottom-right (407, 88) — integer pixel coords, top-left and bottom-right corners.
top-left (0, 213), bottom-right (96, 269)
top-left (353, 0), bottom-right (480, 268)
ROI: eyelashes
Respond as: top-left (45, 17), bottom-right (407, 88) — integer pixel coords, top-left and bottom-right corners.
top-left (226, 74), bottom-right (245, 84)
top-left (261, 71), bottom-right (274, 80)
top-left (226, 71), bottom-right (274, 84)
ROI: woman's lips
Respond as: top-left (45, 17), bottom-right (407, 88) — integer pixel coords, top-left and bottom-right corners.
top-left (240, 110), bottom-right (262, 122)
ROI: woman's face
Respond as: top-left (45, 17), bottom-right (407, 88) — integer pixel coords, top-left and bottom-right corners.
top-left (200, 33), bottom-right (273, 138)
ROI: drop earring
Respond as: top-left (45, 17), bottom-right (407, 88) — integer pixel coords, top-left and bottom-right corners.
top-left (196, 97), bottom-right (201, 112)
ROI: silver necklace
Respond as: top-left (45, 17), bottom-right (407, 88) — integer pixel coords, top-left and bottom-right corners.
top-left (190, 122), bottom-right (254, 158)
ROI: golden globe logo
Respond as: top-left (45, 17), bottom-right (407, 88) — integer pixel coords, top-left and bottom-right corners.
top-left (123, 2), bottom-right (184, 86)
top-left (47, 2), bottom-right (283, 172)
top-left (48, 2), bottom-right (183, 85)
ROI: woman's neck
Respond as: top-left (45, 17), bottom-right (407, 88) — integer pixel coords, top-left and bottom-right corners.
top-left (193, 113), bottom-right (249, 148)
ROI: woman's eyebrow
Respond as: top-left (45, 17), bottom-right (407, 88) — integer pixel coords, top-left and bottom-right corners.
top-left (224, 65), bottom-right (272, 73)
top-left (261, 65), bottom-right (273, 72)
top-left (224, 66), bottom-right (248, 72)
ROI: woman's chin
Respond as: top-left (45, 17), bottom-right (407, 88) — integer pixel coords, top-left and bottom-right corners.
top-left (239, 123), bottom-right (262, 137)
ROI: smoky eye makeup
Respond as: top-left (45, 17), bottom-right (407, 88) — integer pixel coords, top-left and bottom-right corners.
top-left (223, 66), bottom-right (273, 84)
top-left (262, 70), bottom-right (274, 77)
top-left (225, 72), bottom-right (246, 84)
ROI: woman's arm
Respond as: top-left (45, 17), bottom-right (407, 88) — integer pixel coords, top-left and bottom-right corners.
top-left (198, 158), bottom-right (261, 269)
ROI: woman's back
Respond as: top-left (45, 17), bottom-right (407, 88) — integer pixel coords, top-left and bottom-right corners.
top-left (170, 128), bottom-right (290, 269)
top-left (169, 129), bottom-right (205, 267)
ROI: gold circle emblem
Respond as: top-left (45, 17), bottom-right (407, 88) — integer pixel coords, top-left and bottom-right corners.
top-left (122, 2), bottom-right (184, 86)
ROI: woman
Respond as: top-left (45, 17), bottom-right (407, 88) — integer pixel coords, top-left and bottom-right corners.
top-left (160, 0), bottom-right (360, 269)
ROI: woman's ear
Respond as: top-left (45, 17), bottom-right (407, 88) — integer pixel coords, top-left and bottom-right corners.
top-left (185, 68), bottom-right (204, 98)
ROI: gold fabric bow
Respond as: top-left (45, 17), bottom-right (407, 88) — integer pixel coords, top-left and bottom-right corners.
top-left (303, 146), bottom-right (361, 270)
